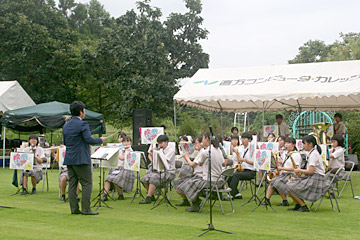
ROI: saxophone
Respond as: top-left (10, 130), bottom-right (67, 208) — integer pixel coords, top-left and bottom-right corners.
top-left (267, 151), bottom-right (281, 181)
top-left (288, 151), bottom-right (301, 180)
top-left (233, 147), bottom-right (243, 172)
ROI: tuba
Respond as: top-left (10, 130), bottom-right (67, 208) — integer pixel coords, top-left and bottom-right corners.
top-left (233, 148), bottom-right (243, 172)
top-left (309, 122), bottom-right (332, 170)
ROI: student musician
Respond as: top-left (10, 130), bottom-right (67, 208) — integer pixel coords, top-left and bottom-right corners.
top-left (174, 136), bottom-right (204, 207)
top-left (277, 135), bottom-right (286, 160)
top-left (230, 135), bottom-right (240, 165)
top-left (333, 113), bottom-right (347, 136)
top-left (178, 132), bottom-right (226, 212)
top-left (276, 114), bottom-right (290, 138)
top-left (231, 127), bottom-right (239, 136)
top-left (327, 134), bottom-right (346, 198)
top-left (286, 135), bottom-right (327, 212)
top-left (102, 136), bottom-right (135, 201)
top-left (228, 132), bottom-right (256, 199)
top-left (139, 135), bottom-right (175, 204)
top-left (59, 165), bottom-right (80, 202)
top-left (267, 133), bottom-right (276, 142)
top-left (117, 132), bottom-right (127, 148)
top-left (21, 134), bottom-right (46, 195)
top-left (264, 137), bottom-right (302, 206)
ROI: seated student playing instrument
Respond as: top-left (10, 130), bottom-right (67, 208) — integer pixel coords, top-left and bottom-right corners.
top-left (102, 136), bottom-right (135, 201)
top-left (59, 165), bottom-right (80, 202)
top-left (228, 132), bottom-right (256, 199)
top-left (139, 135), bottom-right (175, 204)
top-left (264, 137), bottom-right (302, 206)
top-left (21, 134), bottom-right (47, 195)
top-left (174, 136), bottom-right (204, 206)
top-left (286, 135), bottom-right (328, 212)
top-left (177, 132), bottom-right (226, 212)
top-left (117, 132), bottom-right (127, 148)
top-left (267, 133), bottom-right (276, 142)
top-left (327, 134), bottom-right (346, 198)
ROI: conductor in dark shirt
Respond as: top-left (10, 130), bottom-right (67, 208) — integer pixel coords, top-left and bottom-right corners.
top-left (63, 101), bottom-right (106, 215)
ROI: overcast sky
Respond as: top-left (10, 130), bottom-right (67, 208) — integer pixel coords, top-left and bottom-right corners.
top-left (76, 0), bottom-right (360, 68)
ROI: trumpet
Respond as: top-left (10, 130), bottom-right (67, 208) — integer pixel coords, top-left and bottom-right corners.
top-left (233, 148), bottom-right (243, 172)
top-left (267, 151), bottom-right (281, 181)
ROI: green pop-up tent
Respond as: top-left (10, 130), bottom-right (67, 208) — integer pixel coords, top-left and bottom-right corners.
top-left (1, 101), bottom-right (106, 134)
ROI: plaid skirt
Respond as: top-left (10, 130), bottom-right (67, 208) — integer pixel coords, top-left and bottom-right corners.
top-left (270, 172), bottom-right (295, 196)
top-left (106, 167), bottom-right (135, 193)
top-left (141, 168), bottom-right (176, 188)
top-left (59, 169), bottom-right (69, 186)
top-left (173, 165), bottom-right (193, 188)
top-left (21, 168), bottom-right (43, 184)
top-left (177, 175), bottom-right (225, 202)
top-left (286, 173), bottom-right (329, 202)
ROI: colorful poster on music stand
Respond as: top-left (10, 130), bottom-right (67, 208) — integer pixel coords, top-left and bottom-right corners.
top-left (254, 150), bottom-right (271, 170)
top-left (124, 151), bottom-right (141, 172)
top-left (222, 141), bottom-right (231, 157)
top-left (140, 127), bottom-right (164, 144)
top-left (180, 142), bottom-right (195, 155)
top-left (296, 139), bottom-right (304, 151)
top-left (58, 147), bottom-right (66, 167)
top-left (10, 152), bottom-right (34, 170)
top-left (249, 136), bottom-right (257, 162)
top-left (257, 142), bottom-right (279, 152)
top-left (106, 143), bottom-right (123, 148)
top-left (263, 125), bottom-right (278, 137)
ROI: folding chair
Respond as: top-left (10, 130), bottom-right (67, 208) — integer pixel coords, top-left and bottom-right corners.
top-left (338, 161), bottom-right (355, 198)
top-left (199, 168), bottom-right (235, 215)
top-left (41, 155), bottom-right (51, 192)
top-left (310, 167), bottom-right (344, 212)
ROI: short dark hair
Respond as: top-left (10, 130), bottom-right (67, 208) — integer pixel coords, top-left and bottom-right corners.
top-left (70, 101), bottom-right (85, 116)
top-left (267, 133), bottom-right (276, 138)
top-left (203, 132), bottom-right (220, 149)
top-left (29, 134), bottom-right (39, 144)
top-left (332, 134), bottom-right (344, 147)
top-left (278, 135), bottom-right (286, 142)
top-left (157, 135), bottom-right (169, 143)
top-left (276, 114), bottom-right (283, 120)
top-left (122, 136), bottom-right (132, 142)
top-left (192, 136), bottom-right (202, 144)
top-left (231, 127), bottom-right (239, 133)
top-left (118, 132), bottom-right (127, 138)
top-left (231, 135), bottom-right (240, 146)
top-left (334, 113), bottom-right (342, 119)
top-left (285, 137), bottom-right (297, 151)
top-left (180, 136), bottom-right (189, 142)
top-left (241, 132), bottom-right (252, 141)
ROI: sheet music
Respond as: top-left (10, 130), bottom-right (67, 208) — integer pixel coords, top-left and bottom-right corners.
top-left (153, 150), bottom-right (170, 171)
top-left (91, 147), bottom-right (119, 160)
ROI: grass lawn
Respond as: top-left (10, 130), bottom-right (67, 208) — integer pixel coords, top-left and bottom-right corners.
top-left (0, 167), bottom-right (359, 240)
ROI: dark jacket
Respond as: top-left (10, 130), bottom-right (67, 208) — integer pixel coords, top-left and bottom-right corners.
top-left (63, 117), bottom-right (102, 165)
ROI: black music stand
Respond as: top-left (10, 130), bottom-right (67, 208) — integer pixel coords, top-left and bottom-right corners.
top-left (92, 157), bottom-right (113, 210)
top-left (151, 151), bottom-right (176, 211)
top-left (130, 171), bottom-right (144, 205)
top-left (195, 126), bottom-right (236, 237)
top-left (251, 169), bottom-right (277, 213)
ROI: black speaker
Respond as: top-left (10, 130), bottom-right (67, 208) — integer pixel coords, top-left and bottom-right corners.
top-left (132, 109), bottom-right (152, 145)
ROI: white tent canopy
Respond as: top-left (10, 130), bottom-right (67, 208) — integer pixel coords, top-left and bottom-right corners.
top-left (0, 81), bottom-right (35, 113)
top-left (173, 60), bottom-right (360, 112)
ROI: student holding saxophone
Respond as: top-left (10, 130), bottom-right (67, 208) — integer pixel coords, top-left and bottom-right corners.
top-left (264, 137), bottom-right (302, 206)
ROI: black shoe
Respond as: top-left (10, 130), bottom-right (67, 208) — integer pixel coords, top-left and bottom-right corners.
top-left (234, 193), bottom-right (243, 199)
top-left (31, 188), bottom-right (36, 194)
top-left (61, 195), bottom-right (66, 202)
top-left (71, 209), bottom-right (81, 214)
top-left (81, 210), bottom-right (99, 215)
top-left (296, 205), bottom-right (310, 212)
top-left (287, 204), bottom-right (301, 211)
top-left (277, 200), bottom-right (289, 206)
top-left (102, 194), bottom-right (108, 202)
top-left (186, 205), bottom-right (200, 212)
top-left (151, 196), bottom-right (156, 201)
top-left (176, 200), bottom-right (190, 206)
top-left (117, 195), bottom-right (124, 200)
top-left (22, 188), bottom-right (28, 195)
top-left (328, 192), bottom-right (335, 199)
top-left (261, 198), bottom-right (271, 206)
top-left (139, 196), bottom-right (152, 204)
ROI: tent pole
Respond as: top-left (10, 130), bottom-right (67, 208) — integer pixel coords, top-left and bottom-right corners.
top-left (3, 126), bottom-right (6, 168)
top-left (173, 100), bottom-right (177, 143)
top-left (262, 103), bottom-right (265, 142)
top-left (220, 110), bottom-right (223, 137)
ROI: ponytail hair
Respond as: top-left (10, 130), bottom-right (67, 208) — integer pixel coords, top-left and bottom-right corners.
top-left (303, 135), bottom-right (322, 154)
top-left (203, 132), bottom-right (220, 149)
top-left (285, 137), bottom-right (298, 151)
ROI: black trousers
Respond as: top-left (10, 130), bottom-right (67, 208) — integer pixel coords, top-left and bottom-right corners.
top-left (229, 169), bottom-right (256, 197)
top-left (68, 165), bottom-right (92, 213)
